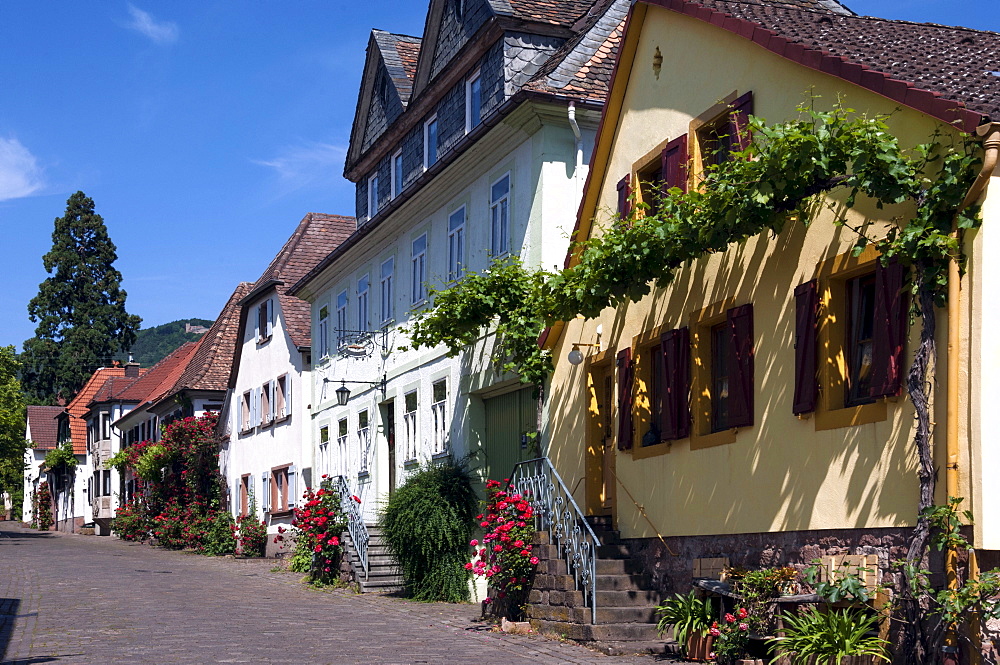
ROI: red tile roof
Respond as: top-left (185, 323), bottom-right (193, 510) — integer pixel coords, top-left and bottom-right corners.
top-left (26, 405), bottom-right (63, 451)
top-left (248, 213), bottom-right (355, 349)
top-left (113, 342), bottom-right (201, 407)
top-left (64, 368), bottom-right (127, 454)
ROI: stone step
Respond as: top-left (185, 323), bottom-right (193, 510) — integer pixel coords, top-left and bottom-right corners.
top-left (527, 604), bottom-right (660, 624)
top-left (530, 588), bottom-right (663, 607)
top-left (593, 640), bottom-right (678, 657)
top-left (596, 573), bottom-right (655, 591)
top-left (596, 543), bottom-right (630, 559)
top-left (529, 619), bottom-right (661, 643)
top-left (539, 556), bottom-right (641, 576)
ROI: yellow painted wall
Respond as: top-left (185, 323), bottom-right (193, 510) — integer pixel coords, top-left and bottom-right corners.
top-left (547, 6), bottom-right (981, 541)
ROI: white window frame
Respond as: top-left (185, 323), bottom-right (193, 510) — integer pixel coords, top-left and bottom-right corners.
top-left (368, 173), bottom-right (379, 220)
top-left (336, 290), bottom-right (348, 348)
top-left (357, 410), bottom-right (371, 476)
top-left (357, 274), bottom-right (370, 332)
top-left (423, 115), bottom-right (438, 169)
top-left (411, 234), bottom-right (427, 304)
top-left (275, 374), bottom-right (289, 421)
top-left (404, 390), bottom-right (418, 461)
top-left (431, 379), bottom-right (448, 455)
top-left (337, 418), bottom-right (349, 477)
top-left (465, 70), bottom-right (481, 133)
top-left (318, 305), bottom-right (330, 359)
top-left (490, 172), bottom-right (510, 257)
top-left (256, 298), bottom-right (273, 343)
top-left (448, 206), bottom-right (465, 281)
top-left (319, 425), bottom-right (330, 477)
top-left (380, 257), bottom-right (394, 324)
top-left (392, 150), bottom-right (403, 199)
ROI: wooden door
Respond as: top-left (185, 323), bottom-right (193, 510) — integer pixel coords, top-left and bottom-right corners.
top-left (383, 400), bottom-right (396, 495)
top-left (600, 371), bottom-right (615, 512)
top-left (481, 387), bottom-right (536, 483)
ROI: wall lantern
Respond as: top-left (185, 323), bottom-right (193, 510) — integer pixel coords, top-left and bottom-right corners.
top-left (324, 375), bottom-right (387, 405)
top-left (567, 342), bottom-right (601, 366)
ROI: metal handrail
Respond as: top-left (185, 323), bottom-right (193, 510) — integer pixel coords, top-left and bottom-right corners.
top-left (507, 457), bottom-right (601, 624)
top-left (335, 475), bottom-right (369, 579)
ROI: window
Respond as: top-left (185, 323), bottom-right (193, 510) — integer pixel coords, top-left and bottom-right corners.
top-left (357, 274), bottom-right (370, 332)
top-left (448, 206), bottom-right (465, 281)
top-left (101, 413), bottom-right (110, 440)
top-left (490, 174), bottom-right (510, 256)
top-left (845, 273), bottom-right (877, 407)
top-left (424, 116), bottom-right (438, 168)
top-left (275, 374), bottom-right (289, 420)
top-left (337, 418), bottom-right (349, 477)
top-left (101, 470), bottom-right (111, 496)
top-left (318, 305), bottom-right (330, 358)
top-left (256, 298), bottom-right (273, 343)
top-left (645, 344), bottom-right (664, 445)
top-left (240, 390), bottom-right (251, 432)
top-left (689, 303), bottom-right (753, 443)
top-left (695, 91), bottom-right (753, 172)
top-left (336, 290), bottom-right (348, 347)
top-left (368, 173), bottom-right (380, 219)
top-left (431, 379), bottom-right (448, 455)
top-left (466, 71), bottom-right (481, 132)
top-left (380, 257), bottom-right (394, 324)
top-left (710, 323), bottom-right (730, 433)
top-left (392, 150), bottom-right (403, 198)
top-left (404, 390), bottom-right (418, 461)
top-left (261, 381), bottom-right (273, 426)
top-left (240, 475), bottom-right (250, 517)
top-left (411, 234), bottom-right (427, 304)
top-left (319, 425), bottom-right (330, 477)
top-left (358, 410), bottom-right (371, 475)
top-left (636, 158), bottom-right (663, 217)
top-left (270, 466), bottom-right (290, 513)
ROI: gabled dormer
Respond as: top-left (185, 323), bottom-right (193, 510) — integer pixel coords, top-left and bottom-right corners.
top-left (348, 31), bottom-right (422, 167)
top-left (411, 0), bottom-right (494, 95)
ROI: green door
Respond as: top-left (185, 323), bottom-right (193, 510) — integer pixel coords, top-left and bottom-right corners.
top-left (480, 387), bottom-right (537, 483)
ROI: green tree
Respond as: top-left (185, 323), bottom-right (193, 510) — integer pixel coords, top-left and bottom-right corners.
top-left (0, 347), bottom-right (27, 519)
top-left (21, 191), bottom-right (142, 403)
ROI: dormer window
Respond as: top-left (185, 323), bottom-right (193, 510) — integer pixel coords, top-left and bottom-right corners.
top-left (368, 173), bottom-right (380, 219)
top-left (466, 71), bottom-right (481, 132)
top-left (452, 0), bottom-right (464, 19)
top-left (392, 150), bottom-right (403, 198)
top-left (424, 116), bottom-right (438, 169)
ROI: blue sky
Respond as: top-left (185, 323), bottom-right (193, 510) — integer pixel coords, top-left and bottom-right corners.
top-left (0, 1), bottom-right (996, 351)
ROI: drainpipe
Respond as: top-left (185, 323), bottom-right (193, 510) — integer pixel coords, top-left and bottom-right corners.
top-left (946, 121), bottom-right (1000, 665)
top-left (568, 101), bottom-right (583, 201)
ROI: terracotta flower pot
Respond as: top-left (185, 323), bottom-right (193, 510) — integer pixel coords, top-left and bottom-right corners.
top-left (685, 632), bottom-right (715, 662)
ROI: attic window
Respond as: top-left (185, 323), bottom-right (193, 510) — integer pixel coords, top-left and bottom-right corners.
top-left (378, 76), bottom-right (389, 104)
top-left (452, 0), bottom-right (464, 19)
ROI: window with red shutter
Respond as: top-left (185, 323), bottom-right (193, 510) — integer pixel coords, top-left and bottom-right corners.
top-left (870, 258), bottom-right (906, 398)
top-left (616, 348), bottom-right (634, 450)
top-left (793, 281), bottom-right (819, 415)
top-left (660, 327), bottom-right (690, 440)
top-left (729, 91), bottom-right (754, 152)
top-left (616, 175), bottom-right (631, 218)
top-left (727, 304), bottom-right (754, 428)
top-left (661, 135), bottom-right (689, 195)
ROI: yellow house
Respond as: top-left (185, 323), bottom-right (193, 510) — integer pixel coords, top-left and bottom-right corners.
top-left (545, 0), bottom-right (1000, 597)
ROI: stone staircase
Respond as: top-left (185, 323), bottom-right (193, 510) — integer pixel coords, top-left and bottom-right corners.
top-left (527, 515), bottom-right (673, 655)
top-left (341, 524), bottom-right (404, 594)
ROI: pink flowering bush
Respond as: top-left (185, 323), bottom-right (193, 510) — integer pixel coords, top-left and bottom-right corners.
top-left (708, 606), bottom-right (752, 663)
top-left (282, 476), bottom-right (346, 585)
top-left (234, 512), bottom-right (267, 557)
top-left (468, 478), bottom-right (539, 621)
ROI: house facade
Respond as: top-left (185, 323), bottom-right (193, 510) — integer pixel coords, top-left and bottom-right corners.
top-left (221, 213), bottom-right (353, 552)
top-left (289, 0), bottom-right (625, 521)
top-left (544, 0), bottom-right (1000, 595)
top-left (22, 405), bottom-right (63, 523)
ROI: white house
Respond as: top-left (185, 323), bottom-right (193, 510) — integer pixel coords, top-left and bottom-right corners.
top-left (288, 0), bottom-right (625, 521)
top-left (22, 405), bottom-right (63, 523)
top-left (221, 212), bottom-right (354, 553)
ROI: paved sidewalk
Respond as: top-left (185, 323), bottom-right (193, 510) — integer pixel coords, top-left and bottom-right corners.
top-left (0, 521), bottom-right (671, 664)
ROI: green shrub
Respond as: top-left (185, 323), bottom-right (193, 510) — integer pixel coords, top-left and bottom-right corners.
top-left (380, 463), bottom-right (478, 602)
top-left (768, 607), bottom-right (890, 665)
top-left (234, 513), bottom-right (266, 557)
top-left (110, 497), bottom-right (150, 541)
top-left (656, 590), bottom-right (715, 657)
top-left (203, 511), bottom-right (237, 556)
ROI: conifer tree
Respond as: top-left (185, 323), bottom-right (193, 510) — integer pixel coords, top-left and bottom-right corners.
top-left (21, 191), bottom-right (142, 403)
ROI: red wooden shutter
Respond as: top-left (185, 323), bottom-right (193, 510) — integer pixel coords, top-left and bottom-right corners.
top-left (729, 91), bottom-right (754, 152)
top-left (660, 327), bottom-right (690, 440)
top-left (616, 348), bottom-right (634, 450)
top-left (661, 135), bottom-right (689, 195)
top-left (870, 258), bottom-right (906, 398)
top-left (727, 304), bottom-right (754, 428)
top-left (793, 280), bottom-right (819, 415)
top-left (616, 175), bottom-right (631, 218)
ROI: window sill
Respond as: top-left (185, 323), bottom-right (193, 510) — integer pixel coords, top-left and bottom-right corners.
top-left (690, 428), bottom-right (739, 451)
top-left (256, 336), bottom-right (272, 346)
top-left (358, 471), bottom-right (371, 480)
top-left (274, 414), bottom-right (290, 424)
top-left (431, 451), bottom-right (451, 460)
top-left (403, 458), bottom-right (419, 467)
top-left (814, 400), bottom-right (887, 431)
top-left (269, 509), bottom-right (293, 519)
top-left (631, 440), bottom-right (673, 460)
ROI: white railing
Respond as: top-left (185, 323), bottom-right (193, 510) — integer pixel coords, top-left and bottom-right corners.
top-left (357, 426), bottom-right (370, 475)
top-left (507, 457), bottom-right (601, 624)
top-left (431, 399), bottom-right (447, 455)
top-left (335, 475), bottom-right (368, 579)
top-left (403, 410), bottom-right (417, 461)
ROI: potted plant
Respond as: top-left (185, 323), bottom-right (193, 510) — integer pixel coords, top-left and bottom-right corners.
top-left (709, 607), bottom-right (758, 664)
top-left (656, 590), bottom-right (715, 661)
top-left (767, 606), bottom-right (890, 665)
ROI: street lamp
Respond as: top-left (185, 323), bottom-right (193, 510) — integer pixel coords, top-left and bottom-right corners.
top-left (324, 375), bottom-right (387, 405)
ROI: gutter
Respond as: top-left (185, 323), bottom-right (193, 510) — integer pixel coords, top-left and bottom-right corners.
top-left (568, 101), bottom-right (583, 201)
top-left (946, 121), bottom-right (1000, 665)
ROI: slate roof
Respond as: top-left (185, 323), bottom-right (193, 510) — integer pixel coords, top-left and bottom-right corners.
top-left (249, 213), bottom-right (355, 349)
top-left (503, 0), bottom-right (600, 27)
top-left (163, 282), bottom-right (252, 399)
top-left (685, 0), bottom-right (1000, 122)
top-left (374, 30), bottom-right (422, 106)
top-left (26, 406), bottom-right (63, 451)
top-left (64, 368), bottom-right (126, 454)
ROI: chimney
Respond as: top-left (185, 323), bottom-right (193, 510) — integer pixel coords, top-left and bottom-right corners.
top-left (125, 353), bottom-right (140, 378)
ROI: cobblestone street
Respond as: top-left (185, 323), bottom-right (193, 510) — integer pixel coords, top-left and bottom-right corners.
top-left (0, 522), bottom-right (668, 664)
